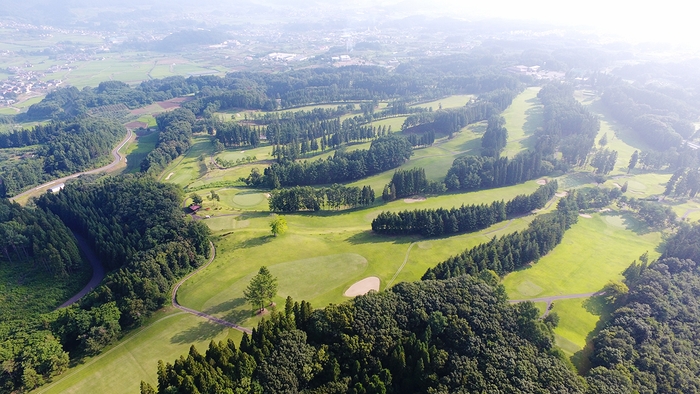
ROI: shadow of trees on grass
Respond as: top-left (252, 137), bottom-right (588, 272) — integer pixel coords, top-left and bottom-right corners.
top-left (205, 297), bottom-right (246, 315)
top-left (171, 320), bottom-right (225, 344)
top-left (570, 293), bottom-right (613, 374)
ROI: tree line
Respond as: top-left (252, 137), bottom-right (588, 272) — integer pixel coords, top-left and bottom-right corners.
top-left (372, 181), bottom-right (558, 237)
top-left (444, 150), bottom-right (549, 191)
top-left (381, 167), bottom-right (446, 201)
top-left (480, 115), bottom-right (508, 157)
top-left (19, 60), bottom-right (522, 123)
top-left (140, 108), bottom-right (196, 174)
top-left (0, 198), bottom-right (82, 278)
top-left (401, 88), bottom-right (519, 136)
top-left (536, 83), bottom-right (600, 166)
top-left (268, 184), bottom-right (375, 212)
top-left (244, 134), bottom-right (414, 189)
top-left (424, 189), bottom-right (579, 278)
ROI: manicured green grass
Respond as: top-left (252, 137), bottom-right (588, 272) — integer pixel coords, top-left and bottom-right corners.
top-left (215, 144), bottom-right (273, 163)
top-left (178, 121), bottom-right (482, 194)
top-left (231, 190), bottom-right (267, 207)
top-left (502, 87), bottom-right (541, 158)
top-left (177, 179), bottom-right (553, 329)
top-left (368, 116), bottom-right (408, 131)
top-left (580, 95), bottom-right (655, 176)
top-left (503, 211), bottom-right (663, 353)
top-left (0, 107), bottom-right (17, 115)
top-left (190, 253), bottom-right (369, 326)
top-left (35, 309), bottom-right (242, 394)
top-left (551, 297), bottom-right (605, 354)
top-left (161, 135), bottom-right (216, 186)
top-left (345, 125), bottom-right (482, 191)
top-left (503, 212), bottom-right (661, 299)
top-left (122, 131), bottom-right (159, 173)
top-left (668, 198), bottom-right (700, 223)
top-left (410, 95), bottom-right (473, 110)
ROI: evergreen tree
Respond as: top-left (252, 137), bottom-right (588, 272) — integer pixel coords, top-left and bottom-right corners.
top-left (244, 266), bottom-right (278, 313)
top-left (627, 150), bottom-right (638, 174)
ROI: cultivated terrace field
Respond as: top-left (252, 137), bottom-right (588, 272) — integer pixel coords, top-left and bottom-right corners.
top-left (0, 37), bottom-right (697, 393)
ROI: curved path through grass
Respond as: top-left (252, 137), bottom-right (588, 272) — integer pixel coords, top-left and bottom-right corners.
top-left (385, 242), bottom-right (417, 289)
top-left (171, 242), bottom-right (253, 334)
top-left (10, 128), bottom-right (133, 203)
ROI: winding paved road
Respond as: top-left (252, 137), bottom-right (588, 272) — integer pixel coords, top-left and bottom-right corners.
top-left (10, 128), bottom-right (133, 202)
top-left (58, 232), bottom-right (106, 309)
top-left (171, 242), bottom-right (253, 334)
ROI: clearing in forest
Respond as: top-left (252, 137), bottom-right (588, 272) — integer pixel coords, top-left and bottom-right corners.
top-left (502, 212), bottom-right (662, 354)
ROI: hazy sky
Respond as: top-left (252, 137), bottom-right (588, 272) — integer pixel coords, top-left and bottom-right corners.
top-left (428, 0), bottom-right (695, 46)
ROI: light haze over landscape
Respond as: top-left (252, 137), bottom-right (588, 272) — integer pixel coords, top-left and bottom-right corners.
top-left (2, 1), bottom-right (700, 393)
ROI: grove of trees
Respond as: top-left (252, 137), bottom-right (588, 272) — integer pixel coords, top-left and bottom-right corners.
top-left (372, 181), bottom-right (558, 237)
top-left (269, 184), bottom-right (375, 212)
top-left (245, 134), bottom-right (413, 188)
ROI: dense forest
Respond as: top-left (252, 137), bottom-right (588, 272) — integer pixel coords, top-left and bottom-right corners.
top-left (601, 84), bottom-right (696, 150)
top-left (33, 175), bottom-right (209, 354)
top-left (536, 83), bottom-right (600, 165)
top-left (0, 118), bottom-right (125, 197)
top-left (444, 150), bottom-right (549, 191)
top-left (0, 175), bottom-right (212, 392)
top-left (0, 199), bottom-right (86, 392)
top-left (584, 223), bottom-right (700, 393)
top-left (143, 275), bottom-right (584, 394)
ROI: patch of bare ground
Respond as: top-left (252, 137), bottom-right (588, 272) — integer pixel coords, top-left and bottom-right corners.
top-left (404, 196), bottom-right (427, 203)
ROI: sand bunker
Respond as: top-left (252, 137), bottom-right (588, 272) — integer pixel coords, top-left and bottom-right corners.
top-left (404, 196), bottom-right (427, 203)
top-left (344, 277), bottom-right (380, 297)
top-left (555, 192), bottom-right (568, 198)
top-left (536, 179), bottom-right (547, 185)
top-left (600, 208), bottom-right (611, 212)
top-left (579, 213), bottom-right (592, 218)
top-left (165, 172), bottom-right (174, 180)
